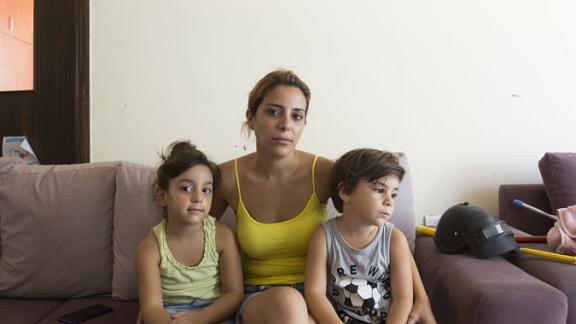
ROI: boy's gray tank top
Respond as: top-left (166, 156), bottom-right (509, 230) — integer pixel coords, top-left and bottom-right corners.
top-left (323, 218), bottom-right (393, 323)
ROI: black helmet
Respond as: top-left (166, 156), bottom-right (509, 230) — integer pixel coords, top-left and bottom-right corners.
top-left (434, 202), bottom-right (518, 258)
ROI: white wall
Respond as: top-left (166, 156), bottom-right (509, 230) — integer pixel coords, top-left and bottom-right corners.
top-left (91, 0), bottom-right (576, 221)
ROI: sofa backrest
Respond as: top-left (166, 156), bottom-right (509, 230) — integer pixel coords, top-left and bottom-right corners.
top-left (0, 158), bottom-right (119, 298)
top-left (0, 153), bottom-right (415, 300)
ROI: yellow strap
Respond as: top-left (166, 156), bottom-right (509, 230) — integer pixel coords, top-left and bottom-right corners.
top-left (312, 155), bottom-right (319, 195)
top-left (233, 159), bottom-right (242, 203)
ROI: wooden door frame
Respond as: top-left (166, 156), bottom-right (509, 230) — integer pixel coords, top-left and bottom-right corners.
top-left (0, 0), bottom-right (90, 164)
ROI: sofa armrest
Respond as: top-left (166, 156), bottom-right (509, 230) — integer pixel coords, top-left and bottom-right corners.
top-left (415, 235), bottom-right (568, 324)
top-left (498, 184), bottom-right (554, 235)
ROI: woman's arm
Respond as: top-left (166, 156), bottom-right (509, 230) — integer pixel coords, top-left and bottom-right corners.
top-left (210, 161), bottom-right (235, 219)
top-left (387, 227), bottom-right (413, 324)
top-left (408, 254), bottom-right (436, 324)
top-left (305, 226), bottom-right (342, 324)
top-left (136, 234), bottom-right (171, 324)
top-left (172, 223), bottom-right (244, 323)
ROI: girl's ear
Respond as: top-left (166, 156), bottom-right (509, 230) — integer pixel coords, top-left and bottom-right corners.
top-left (155, 186), bottom-right (168, 207)
top-left (338, 182), bottom-right (351, 205)
top-left (246, 110), bottom-right (256, 130)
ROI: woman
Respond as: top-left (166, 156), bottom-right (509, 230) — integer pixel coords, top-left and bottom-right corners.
top-left (211, 69), bottom-right (435, 324)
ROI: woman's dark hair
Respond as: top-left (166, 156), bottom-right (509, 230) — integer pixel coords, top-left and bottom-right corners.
top-left (156, 140), bottom-right (220, 192)
top-left (329, 148), bottom-right (405, 213)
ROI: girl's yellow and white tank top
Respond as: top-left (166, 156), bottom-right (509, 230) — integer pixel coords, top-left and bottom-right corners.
top-left (234, 155), bottom-right (328, 285)
top-left (152, 217), bottom-right (221, 304)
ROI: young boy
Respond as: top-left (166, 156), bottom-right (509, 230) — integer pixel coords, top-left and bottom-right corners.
top-left (305, 148), bottom-right (413, 324)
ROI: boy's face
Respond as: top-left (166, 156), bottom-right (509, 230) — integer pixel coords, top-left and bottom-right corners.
top-left (339, 175), bottom-right (400, 227)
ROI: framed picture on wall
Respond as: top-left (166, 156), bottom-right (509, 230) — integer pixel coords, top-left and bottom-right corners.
top-left (0, 0), bottom-right (34, 92)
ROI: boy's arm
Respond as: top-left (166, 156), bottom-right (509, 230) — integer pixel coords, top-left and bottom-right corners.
top-left (172, 223), bottom-right (244, 323)
top-left (136, 234), bottom-right (171, 324)
top-left (304, 226), bottom-right (343, 324)
top-left (408, 253), bottom-right (437, 324)
top-left (387, 227), bottom-right (413, 324)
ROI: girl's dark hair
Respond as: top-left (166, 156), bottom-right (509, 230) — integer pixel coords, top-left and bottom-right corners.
top-left (156, 140), bottom-right (220, 191)
top-left (329, 148), bottom-right (405, 213)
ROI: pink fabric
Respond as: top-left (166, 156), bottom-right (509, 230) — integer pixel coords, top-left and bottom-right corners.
top-left (547, 206), bottom-right (576, 255)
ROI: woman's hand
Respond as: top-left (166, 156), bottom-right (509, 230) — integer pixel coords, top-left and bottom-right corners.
top-left (407, 299), bottom-right (436, 324)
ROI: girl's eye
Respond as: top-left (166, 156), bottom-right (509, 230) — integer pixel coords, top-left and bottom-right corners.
top-left (202, 187), bottom-right (213, 194)
top-left (181, 186), bottom-right (193, 192)
top-left (391, 193), bottom-right (398, 199)
top-left (375, 188), bottom-right (385, 194)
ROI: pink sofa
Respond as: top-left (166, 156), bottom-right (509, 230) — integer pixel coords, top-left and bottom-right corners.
top-left (0, 155), bottom-right (569, 323)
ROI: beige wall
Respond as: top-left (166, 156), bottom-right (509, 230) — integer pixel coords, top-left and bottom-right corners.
top-left (90, 0), bottom-right (576, 222)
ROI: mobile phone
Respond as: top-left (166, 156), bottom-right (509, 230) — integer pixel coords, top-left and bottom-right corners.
top-left (56, 304), bottom-right (113, 324)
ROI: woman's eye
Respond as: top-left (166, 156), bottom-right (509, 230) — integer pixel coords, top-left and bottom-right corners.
top-left (266, 108), bottom-right (281, 116)
top-left (292, 114), bottom-right (305, 121)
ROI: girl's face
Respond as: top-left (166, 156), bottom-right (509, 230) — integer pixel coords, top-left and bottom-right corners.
top-left (339, 175), bottom-right (400, 227)
top-left (247, 85), bottom-right (307, 158)
top-left (158, 164), bottom-right (214, 225)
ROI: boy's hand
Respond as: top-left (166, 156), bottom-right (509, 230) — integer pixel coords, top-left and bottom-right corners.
top-left (407, 300), bottom-right (437, 324)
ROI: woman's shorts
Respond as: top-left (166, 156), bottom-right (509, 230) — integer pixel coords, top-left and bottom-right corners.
top-left (236, 283), bottom-right (305, 322)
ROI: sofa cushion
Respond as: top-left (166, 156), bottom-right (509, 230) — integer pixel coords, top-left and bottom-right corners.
top-left (415, 235), bottom-right (568, 324)
top-left (0, 298), bottom-right (65, 323)
top-left (37, 297), bottom-right (139, 324)
top-left (507, 242), bottom-right (576, 324)
top-left (0, 162), bottom-right (118, 298)
top-left (112, 162), bottom-right (164, 300)
top-left (539, 152), bottom-right (576, 213)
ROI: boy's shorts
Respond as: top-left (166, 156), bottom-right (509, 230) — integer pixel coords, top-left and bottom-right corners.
top-left (236, 283), bottom-right (305, 323)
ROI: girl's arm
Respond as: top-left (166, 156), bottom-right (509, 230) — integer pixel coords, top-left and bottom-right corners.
top-left (136, 234), bottom-right (171, 324)
top-left (408, 253), bottom-right (436, 324)
top-left (305, 226), bottom-right (343, 324)
top-left (172, 223), bottom-right (244, 323)
top-left (387, 227), bottom-right (413, 324)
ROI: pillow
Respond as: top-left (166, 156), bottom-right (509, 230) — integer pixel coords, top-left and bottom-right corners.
top-left (539, 153), bottom-right (576, 213)
top-left (112, 162), bottom-right (164, 300)
top-left (0, 162), bottom-right (118, 298)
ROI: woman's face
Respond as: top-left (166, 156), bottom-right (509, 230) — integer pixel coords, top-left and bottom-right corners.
top-left (247, 85), bottom-right (307, 158)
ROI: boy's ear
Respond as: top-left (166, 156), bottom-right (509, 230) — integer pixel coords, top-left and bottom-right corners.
top-left (246, 110), bottom-right (255, 130)
top-left (155, 186), bottom-right (168, 207)
top-left (338, 182), bottom-right (351, 205)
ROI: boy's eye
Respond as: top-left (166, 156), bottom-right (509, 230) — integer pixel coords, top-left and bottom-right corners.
top-left (375, 188), bottom-right (385, 194)
top-left (391, 193), bottom-right (398, 199)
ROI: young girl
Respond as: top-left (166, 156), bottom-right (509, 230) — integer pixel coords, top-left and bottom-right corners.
top-left (305, 149), bottom-right (413, 324)
top-left (136, 141), bottom-right (244, 324)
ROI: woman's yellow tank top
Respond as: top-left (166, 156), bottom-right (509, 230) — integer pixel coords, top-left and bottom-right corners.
top-left (234, 155), bottom-right (328, 285)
